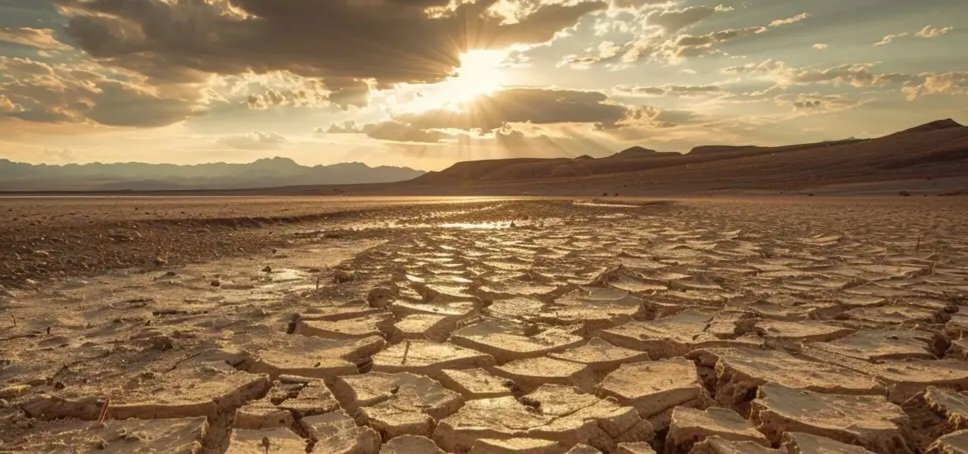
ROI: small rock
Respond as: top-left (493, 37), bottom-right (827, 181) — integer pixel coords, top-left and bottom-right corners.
top-left (150, 335), bottom-right (175, 351)
top-left (333, 269), bottom-right (354, 283)
top-left (155, 271), bottom-right (177, 280)
top-left (0, 384), bottom-right (30, 399)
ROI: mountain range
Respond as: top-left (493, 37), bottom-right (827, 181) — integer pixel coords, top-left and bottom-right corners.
top-left (2, 119), bottom-right (966, 195)
top-left (376, 118), bottom-right (967, 195)
top-left (0, 157), bottom-right (425, 191)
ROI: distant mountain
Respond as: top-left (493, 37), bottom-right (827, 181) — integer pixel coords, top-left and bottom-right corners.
top-left (610, 146), bottom-right (680, 159)
top-left (6, 119), bottom-right (965, 195)
top-left (391, 119), bottom-right (968, 195)
top-left (890, 118), bottom-right (964, 136)
top-left (0, 157), bottom-right (425, 191)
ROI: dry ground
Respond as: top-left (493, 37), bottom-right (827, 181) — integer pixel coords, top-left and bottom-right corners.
top-left (0, 196), bottom-right (509, 287)
top-left (1, 196), bottom-right (968, 453)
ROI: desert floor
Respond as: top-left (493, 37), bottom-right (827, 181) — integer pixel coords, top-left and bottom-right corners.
top-left (2, 196), bottom-right (968, 453)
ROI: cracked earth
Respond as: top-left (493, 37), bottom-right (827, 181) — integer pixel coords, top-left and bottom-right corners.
top-left (2, 197), bottom-right (968, 453)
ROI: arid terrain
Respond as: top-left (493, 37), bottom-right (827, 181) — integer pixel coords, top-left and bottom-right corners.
top-left (2, 196), bottom-right (968, 453)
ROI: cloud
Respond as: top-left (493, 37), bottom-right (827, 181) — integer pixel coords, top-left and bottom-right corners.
top-left (57, 0), bottom-right (606, 91)
top-left (614, 84), bottom-right (724, 97)
top-left (0, 93), bottom-right (16, 113)
top-left (903, 72), bottom-right (968, 100)
top-left (875, 25), bottom-right (953, 46)
top-left (85, 81), bottom-right (201, 127)
top-left (721, 59), bottom-right (919, 88)
top-left (769, 13), bottom-right (809, 28)
top-left (362, 121), bottom-right (449, 143)
top-left (562, 1), bottom-right (796, 67)
top-left (0, 56), bottom-right (200, 127)
top-left (0, 27), bottom-right (71, 51)
top-left (560, 1), bottom-right (748, 67)
top-left (243, 85), bottom-right (328, 111)
top-left (324, 119), bottom-right (447, 143)
top-left (812, 43), bottom-right (828, 50)
top-left (559, 40), bottom-right (624, 69)
top-left (372, 87), bottom-right (696, 149)
top-left (915, 25), bottom-right (954, 39)
top-left (394, 87), bottom-right (635, 131)
top-left (874, 32), bottom-right (908, 46)
top-left (776, 93), bottom-right (863, 113)
top-left (609, 0), bottom-right (673, 8)
top-left (328, 80), bottom-right (371, 110)
top-left (648, 6), bottom-right (716, 33)
top-left (673, 26), bottom-right (767, 57)
top-left (721, 59), bottom-right (968, 102)
top-left (325, 121), bottom-right (363, 134)
top-left (617, 6), bottom-right (801, 65)
top-left (648, 108), bottom-right (696, 127)
top-left (202, 71), bottom-right (346, 112)
top-left (217, 131), bottom-right (288, 150)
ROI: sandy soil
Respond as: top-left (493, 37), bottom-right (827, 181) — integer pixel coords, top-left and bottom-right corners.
top-left (1, 196), bottom-right (968, 453)
top-left (0, 196), bottom-right (511, 288)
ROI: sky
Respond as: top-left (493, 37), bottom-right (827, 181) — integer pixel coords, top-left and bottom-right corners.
top-left (0, 0), bottom-right (965, 171)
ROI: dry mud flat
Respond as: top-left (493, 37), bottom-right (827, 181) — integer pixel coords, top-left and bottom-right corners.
top-left (1, 197), bottom-right (968, 453)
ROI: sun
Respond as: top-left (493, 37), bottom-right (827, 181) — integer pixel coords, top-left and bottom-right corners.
top-left (447, 50), bottom-right (508, 101)
top-left (388, 49), bottom-right (509, 113)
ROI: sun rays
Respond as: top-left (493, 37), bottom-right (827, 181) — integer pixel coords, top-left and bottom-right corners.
top-left (388, 49), bottom-right (510, 114)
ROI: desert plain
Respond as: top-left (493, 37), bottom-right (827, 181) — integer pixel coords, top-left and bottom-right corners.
top-left (2, 195), bottom-right (968, 454)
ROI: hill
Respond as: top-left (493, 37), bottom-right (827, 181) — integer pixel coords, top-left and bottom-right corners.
top-left (0, 157), bottom-right (425, 191)
top-left (385, 119), bottom-right (967, 195)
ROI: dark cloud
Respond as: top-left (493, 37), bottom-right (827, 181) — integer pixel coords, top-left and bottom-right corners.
top-left (653, 108), bottom-right (695, 126)
top-left (395, 87), bottom-right (633, 131)
top-left (57, 0), bottom-right (606, 89)
top-left (85, 80), bottom-right (200, 127)
top-left (0, 57), bottom-right (199, 127)
top-left (324, 120), bottom-right (448, 143)
top-left (362, 120), bottom-right (449, 143)
top-left (776, 93), bottom-right (862, 113)
top-left (244, 82), bottom-right (329, 110)
top-left (327, 80), bottom-right (371, 110)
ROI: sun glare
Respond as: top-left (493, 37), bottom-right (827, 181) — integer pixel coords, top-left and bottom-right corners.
top-left (448, 50), bottom-right (508, 101)
top-left (390, 50), bottom-right (509, 114)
